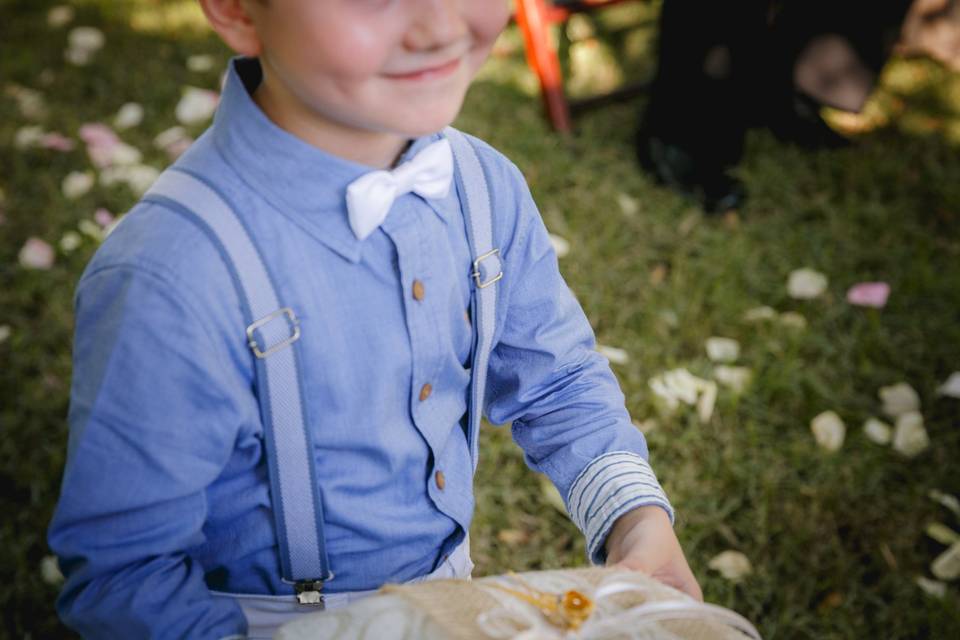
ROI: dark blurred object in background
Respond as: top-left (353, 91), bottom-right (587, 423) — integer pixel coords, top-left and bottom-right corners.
top-left (636, 0), bottom-right (960, 213)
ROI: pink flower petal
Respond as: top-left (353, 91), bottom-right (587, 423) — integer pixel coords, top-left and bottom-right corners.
top-left (93, 207), bottom-right (114, 228)
top-left (18, 237), bottom-right (55, 270)
top-left (846, 282), bottom-right (890, 308)
top-left (79, 123), bottom-right (122, 168)
top-left (40, 132), bottom-right (76, 152)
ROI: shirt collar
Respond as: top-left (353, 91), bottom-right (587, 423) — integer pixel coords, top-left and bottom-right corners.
top-left (211, 57), bottom-right (453, 264)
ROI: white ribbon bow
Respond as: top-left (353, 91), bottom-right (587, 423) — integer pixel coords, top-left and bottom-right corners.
top-left (345, 138), bottom-right (453, 241)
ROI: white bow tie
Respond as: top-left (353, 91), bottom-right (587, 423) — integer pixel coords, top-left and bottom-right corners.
top-left (346, 138), bottom-right (454, 241)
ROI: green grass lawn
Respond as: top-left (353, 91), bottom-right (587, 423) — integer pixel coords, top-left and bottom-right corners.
top-left (2, 1), bottom-right (959, 638)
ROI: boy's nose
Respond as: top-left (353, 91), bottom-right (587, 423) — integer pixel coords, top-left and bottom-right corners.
top-left (405, 0), bottom-right (469, 51)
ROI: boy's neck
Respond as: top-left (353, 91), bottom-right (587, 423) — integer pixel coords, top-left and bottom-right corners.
top-left (253, 76), bottom-right (410, 170)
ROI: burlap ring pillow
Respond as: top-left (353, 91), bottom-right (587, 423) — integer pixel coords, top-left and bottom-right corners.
top-left (276, 567), bottom-right (762, 640)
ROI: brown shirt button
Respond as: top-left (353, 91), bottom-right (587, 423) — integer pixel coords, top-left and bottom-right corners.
top-left (412, 279), bottom-right (425, 301)
top-left (419, 383), bottom-right (432, 401)
top-left (435, 470), bottom-right (446, 490)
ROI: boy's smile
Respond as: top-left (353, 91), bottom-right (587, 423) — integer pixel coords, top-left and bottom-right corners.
top-left (202, 0), bottom-right (510, 168)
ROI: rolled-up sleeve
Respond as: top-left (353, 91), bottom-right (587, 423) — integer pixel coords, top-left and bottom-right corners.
top-left (483, 159), bottom-right (673, 565)
top-left (48, 262), bottom-right (247, 639)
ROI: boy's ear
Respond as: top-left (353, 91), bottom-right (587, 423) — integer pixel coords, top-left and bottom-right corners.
top-left (199, 0), bottom-right (263, 57)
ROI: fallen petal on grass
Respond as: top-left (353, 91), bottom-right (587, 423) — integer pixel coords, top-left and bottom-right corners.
top-left (892, 411), bottom-right (929, 457)
top-left (926, 522), bottom-right (960, 545)
top-left (937, 372), bottom-right (960, 399)
top-left (708, 551), bottom-right (753, 581)
top-left (713, 365), bottom-right (753, 394)
top-left (929, 490), bottom-right (960, 518)
top-left (40, 555), bottom-right (64, 585)
top-left (19, 237), bottom-right (55, 270)
top-left (176, 87), bottom-right (219, 125)
top-left (788, 268), bottom-right (828, 299)
top-left (914, 576), bottom-right (947, 598)
top-left (879, 382), bottom-right (921, 417)
top-left (811, 411), bottom-right (846, 452)
top-left (931, 543), bottom-right (960, 581)
top-left (15, 125), bottom-right (46, 149)
top-left (94, 208), bottom-right (115, 228)
top-left (62, 171), bottom-right (94, 199)
top-left (846, 282), bottom-right (890, 308)
top-left (549, 233), bottom-right (570, 258)
top-left (705, 337), bottom-right (740, 363)
top-left (863, 417), bottom-right (893, 445)
top-left (113, 102), bottom-right (144, 130)
top-left (0, 325), bottom-right (11, 344)
top-left (100, 164), bottom-right (159, 196)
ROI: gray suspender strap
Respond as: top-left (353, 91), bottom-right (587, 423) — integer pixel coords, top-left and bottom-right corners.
top-left (144, 170), bottom-right (332, 603)
top-left (445, 127), bottom-right (502, 471)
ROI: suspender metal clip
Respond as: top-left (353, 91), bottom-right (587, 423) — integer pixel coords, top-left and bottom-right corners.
top-left (294, 579), bottom-right (325, 606)
top-left (472, 248), bottom-right (503, 289)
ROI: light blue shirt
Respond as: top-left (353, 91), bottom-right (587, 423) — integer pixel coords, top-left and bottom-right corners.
top-left (49, 58), bottom-right (672, 639)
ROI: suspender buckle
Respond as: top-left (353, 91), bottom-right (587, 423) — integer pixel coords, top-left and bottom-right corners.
top-left (294, 579), bottom-right (326, 606)
top-left (471, 248), bottom-right (503, 289)
top-left (246, 307), bottom-right (301, 359)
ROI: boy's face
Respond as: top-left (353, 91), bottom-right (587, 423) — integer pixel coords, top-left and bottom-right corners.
top-left (241, 0), bottom-right (509, 146)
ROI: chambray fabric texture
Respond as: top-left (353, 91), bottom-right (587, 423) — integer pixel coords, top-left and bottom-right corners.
top-left (48, 58), bottom-right (669, 639)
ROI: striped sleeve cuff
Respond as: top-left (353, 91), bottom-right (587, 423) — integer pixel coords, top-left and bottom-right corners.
top-left (566, 451), bottom-right (674, 565)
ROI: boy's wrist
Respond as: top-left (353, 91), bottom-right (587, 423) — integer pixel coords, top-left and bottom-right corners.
top-left (604, 505), bottom-right (672, 562)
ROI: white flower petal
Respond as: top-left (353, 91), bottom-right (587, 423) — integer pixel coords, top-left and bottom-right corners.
top-left (176, 87), bottom-right (219, 125)
top-left (705, 337), bottom-right (740, 363)
top-left (14, 125), bottom-right (46, 149)
top-left (0, 325), bottom-right (10, 343)
top-left (707, 551), bottom-right (752, 581)
top-left (154, 126), bottom-right (188, 149)
top-left (6, 85), bottom-right (48, 120)
top-left (879, 382), bottom-right (921, 418)
top-left (926, 523), bottom-right (960, 546)
top-left (649, 378), bottom-right (680, 412)
top-left (931, 543), bottom-right (960, 581)
top-left (743, 306), bottom-right (777, 322)
top-left (549, 233), bottom-right (570, 258)
top-left (914, 576), bottom-right (947, 598)
top-left (787, 268), bottom-right (829, 299)
top-left (697, 380), bottom-right (718, 423)
top-left (65, 46), bottom-right (93, 66)
top-left (47, 6), bottom-right (75, 28)
top-left (62, 171), bottom-right (94, 199)
top-left (811, 411), bottom-right (845, 452)
top-left (187, 54), bottom-right (216, 72)
top-left (862, 417), bottom-right (892, 445)
top-left (78, 219), bottom-right (103, 241)
top-left (930, 490), bottom-right (960, 518)
top-left (633, 418), bottom-right (658, 434)
top-left (40, 555), bottom-right (64, 585)
top-left (99, 164), bottom-right (159, 196)
top-left (113, 102), bottom-right (144, 130)
top-left (59, 230), bottom-right (82, 252)
top-left (713, 365), bottom-right (752, 394)
top-left (18, 237), bottom-right (55, 270)
top-left (892, 411), bottom-right (929, 457)
top-left (937, 372), bottom-right (960, 399)
top-left (68, 27), bottom-right (105, 53)
top-left (778, 311), bottom-right (808, 329)
top-left (596, 344), bottom-right (629, 365)
top-left (662, 368), bottom-right (703, 405)
top-left (616, 192), bottom-right (639, 216)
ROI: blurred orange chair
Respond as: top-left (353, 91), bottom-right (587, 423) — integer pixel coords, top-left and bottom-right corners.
top-left (515, 0), bottom-right (646, 132)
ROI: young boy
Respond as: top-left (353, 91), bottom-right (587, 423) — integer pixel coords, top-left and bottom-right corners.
top-left (49, 1), bottom-right (700, 637)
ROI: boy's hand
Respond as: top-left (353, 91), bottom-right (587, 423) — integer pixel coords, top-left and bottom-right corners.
top-left (604, 505), bottom-right (703, 601)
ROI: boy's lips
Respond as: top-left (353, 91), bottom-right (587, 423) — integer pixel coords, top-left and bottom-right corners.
top-left (383, 57), bottom-right (462, 81)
